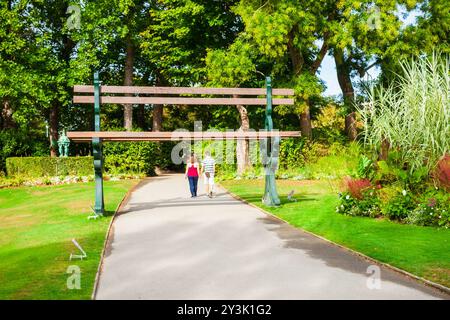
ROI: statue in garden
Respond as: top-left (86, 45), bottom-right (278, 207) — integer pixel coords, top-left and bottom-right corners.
top-left (58, 130), bottom-right (70, 157)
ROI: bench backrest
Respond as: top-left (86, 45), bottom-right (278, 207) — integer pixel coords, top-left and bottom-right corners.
top-left (73, 85), bottom-right (295, 106)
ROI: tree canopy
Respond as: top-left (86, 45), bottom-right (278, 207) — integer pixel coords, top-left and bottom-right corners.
top-left (0, 0), bottom-right (448, 170)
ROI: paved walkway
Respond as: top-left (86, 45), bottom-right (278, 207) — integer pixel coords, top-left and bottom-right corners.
top-left (95, 174), bottom-right (448, 300)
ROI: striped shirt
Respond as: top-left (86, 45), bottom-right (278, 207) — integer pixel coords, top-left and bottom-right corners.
top-left (202, 156), bottom-right (216, 173)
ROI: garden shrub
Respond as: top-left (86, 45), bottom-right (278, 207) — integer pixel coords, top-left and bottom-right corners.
top-left (406, 189), bottom-right (450, 228)
top-left (336, 190), bottom-right (381, 218)
top-left (379, 187), bottom-right (415, 220)
top-left (279, 138), bottom-right (306, 169)
top-left (0, 128), bottom-right (48, 173)
top-left (6, 156), bottom-right (93, 178)
top-left (355, 155), bottom-right (374, 179)
top-left (343, 177), bottom-right (372, 199)
top-left (434, 154), bottom-right (450, 191)
top-left (312, 104), bottom-right (345, 143)
top-left (103, 142), bottom-right (158, 176)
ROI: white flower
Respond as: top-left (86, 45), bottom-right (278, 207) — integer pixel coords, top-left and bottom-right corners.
top-left (340, 205), bottom-right (344, 209)
top-left (402, 190), bottom-right (407, 196)
top-left (345, 195), bottom-right (350, 200)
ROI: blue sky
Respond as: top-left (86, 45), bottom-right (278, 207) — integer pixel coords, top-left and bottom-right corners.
top-left (318, 7), bottom-right (422, 97)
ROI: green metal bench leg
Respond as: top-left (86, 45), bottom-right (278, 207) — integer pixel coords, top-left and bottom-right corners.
top-left (93, 137), bottom-right (104, 215)
top-left (93, 71), bottom-right (104, 215)
top-left (262, 76), bottom-right (281, 206)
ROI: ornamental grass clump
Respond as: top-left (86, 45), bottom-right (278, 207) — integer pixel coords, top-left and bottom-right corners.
top-left (358, 53), bottom-right (450, 174)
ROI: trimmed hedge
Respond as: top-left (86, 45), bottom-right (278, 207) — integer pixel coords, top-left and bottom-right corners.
top-left (6, 157), bottom-right (93, 178)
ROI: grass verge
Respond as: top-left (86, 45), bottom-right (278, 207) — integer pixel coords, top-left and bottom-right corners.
top-left (221, 179), bottom-right (450, 288)
top-left (0, 180), bottom-right (138, 299)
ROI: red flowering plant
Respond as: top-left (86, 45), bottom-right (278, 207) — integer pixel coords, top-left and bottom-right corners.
top-left (434, 154), bottom-right (450, 191)
top-left (336, 177), bottom-right (381, 217)
top-left (343, 177), bottom-right (372, 200)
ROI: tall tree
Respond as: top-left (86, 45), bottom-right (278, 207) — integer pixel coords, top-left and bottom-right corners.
top-left (230, 0), bottom-right (331, 139)
top-left (206, 36), bottom-right (257, 174)
top-left (140, 0), bottom-right (242, 132)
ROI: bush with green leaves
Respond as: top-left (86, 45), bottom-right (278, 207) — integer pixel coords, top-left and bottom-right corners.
top-left (0, 128), bottom-right (48, 173)
top-left (336, 190), bottom-right (381, 218)
top-left (406, 190), bottom-right (450, 228)
top-left (379, 187), bottom-right (416, 221)
top-left (312, 104), bottom-right (346, 143)
top-left (103, 142), bottom-right (159, 176)
top-left (278, 138), bottom-right (306, 169)
top-left (6, 156), bottom-right (93, 178)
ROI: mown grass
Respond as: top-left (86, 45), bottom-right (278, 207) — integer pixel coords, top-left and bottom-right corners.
top-left (221, 179), bottom-right (450, 288)
top-left (0, 180), bottom-right (138, 300)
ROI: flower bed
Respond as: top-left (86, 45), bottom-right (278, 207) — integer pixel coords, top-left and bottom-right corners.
top-left (0, 173), bottom-right (144, 189)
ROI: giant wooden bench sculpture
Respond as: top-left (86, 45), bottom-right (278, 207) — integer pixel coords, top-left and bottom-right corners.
top-left (68, 72), bottom-right (300, 215)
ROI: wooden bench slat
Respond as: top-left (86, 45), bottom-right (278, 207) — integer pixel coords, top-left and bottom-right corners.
top-left (73, 85), bottom-right (294, 96)
top-left (67, 131), bottom-right (301, 142)
top-left (73, 96), bottom-right (294, 106)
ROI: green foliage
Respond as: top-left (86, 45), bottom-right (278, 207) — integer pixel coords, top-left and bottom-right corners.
top-left (356, 155), bottom-right (374, 179)
top-left (141, 0), bottom-right (242, 84)
top-left (312, 104), bottom-right (345, 143)
top-left (279, 138), bottom-right (307, 169)
top-left (0, 128), bottom-right (48, 173)
top-left (336, 190), bottom-right (381, 218)
top-left (406, 188), bottom-right (450, 227)
top-left (103, 142), bottom-right (158, 176)
top-left (205, 35), bottom-right (257, 87)
top-left (6, 156), bottom-right (93, 178)
top-left (381, 190), bottom-right (416, 221)
top-left (376, 153), bottom-right (429, 190)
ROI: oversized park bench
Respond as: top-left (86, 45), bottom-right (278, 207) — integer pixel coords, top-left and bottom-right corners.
top-left (68, 72), bottom-right (299, 215)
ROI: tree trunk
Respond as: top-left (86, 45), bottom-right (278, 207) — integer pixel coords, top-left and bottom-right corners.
top-left (288, 25), bottom-right (313, 139)
top-left (380, 138), bottom-right (390, 161)
top-left (137, 105), bottom-right (145, 130)
top-left (49, 105), bottom-right (59, 157)
top-left (287, 26), bottom-right (303, 75)
top-left (152, 74), bottom-right (166, 132)
top-left (334, 48), bottom-right (356, 141)
top-left (299, 107), bottom-right (312, 139)
top-left (345, 112), bottom-right (357, 141)
top-left (123, 34), bottom-right (134, 131)
top-left (152, 105), bottom-right (163, 132)
top-left (235, 96), bottom-right (251, 175)
top-left (1, 99), bottom-right (15, 129)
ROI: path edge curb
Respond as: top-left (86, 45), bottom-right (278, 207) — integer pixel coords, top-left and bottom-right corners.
top-left (219, 183), bottom-right (450, 296)
top-left (90, 178), bottom-right (145, 300)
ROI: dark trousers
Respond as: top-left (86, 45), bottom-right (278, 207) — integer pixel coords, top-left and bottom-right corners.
top-left (188, 176), bottom-right (198, 196)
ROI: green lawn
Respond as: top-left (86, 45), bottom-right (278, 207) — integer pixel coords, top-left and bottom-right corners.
top-left (0, 180), bottom-right (138, 300)
top-left (221, 179), bottom-right (450, 288)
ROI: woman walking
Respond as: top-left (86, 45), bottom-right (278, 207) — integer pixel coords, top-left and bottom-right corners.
top-left (185, 154), bottom-right (199, 197)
